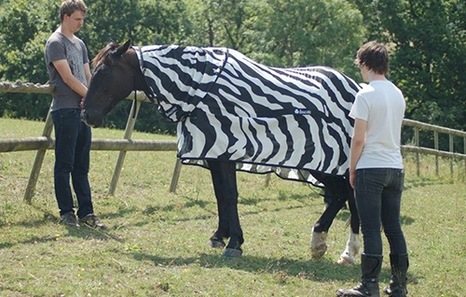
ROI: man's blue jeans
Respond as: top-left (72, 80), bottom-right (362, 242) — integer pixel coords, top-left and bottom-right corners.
top-left (355, 168), bottom-right (407, 256)
top-left (52, 108), bottom-right (94, 218)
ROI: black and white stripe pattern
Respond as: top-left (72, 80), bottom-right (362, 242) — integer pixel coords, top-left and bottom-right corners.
top-left (136, 45), bottom-right (360, 184)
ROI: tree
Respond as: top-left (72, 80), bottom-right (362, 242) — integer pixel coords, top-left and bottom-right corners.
top-left (183, 0), bottom-right (258, 48)
top-left (351, 0), bottom-right (466, 131)
top-left (0, 0), bottom-right (463, 135)
top-left (0, 0), bottom-right (56, 119)
top-left (183, 0), bottom-right (366, 76)
top-left (250, 0), bottom-right (366, 75)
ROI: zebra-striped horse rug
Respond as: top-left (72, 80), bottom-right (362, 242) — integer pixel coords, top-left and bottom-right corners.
top-left (136, 45), bottom-right (361, 185)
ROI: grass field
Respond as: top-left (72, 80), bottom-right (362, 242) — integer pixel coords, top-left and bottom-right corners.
top-left (0, 118), bottom-right (465, 297)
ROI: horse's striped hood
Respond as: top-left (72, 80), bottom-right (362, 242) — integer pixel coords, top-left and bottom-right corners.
top-left (136, 45), bottom-right (360, 183)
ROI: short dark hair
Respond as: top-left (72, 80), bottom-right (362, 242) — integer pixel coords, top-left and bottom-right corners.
top-left (59, 0), bottom-right (87, 22)
top-left (355, 41), bottom-right (389, 75)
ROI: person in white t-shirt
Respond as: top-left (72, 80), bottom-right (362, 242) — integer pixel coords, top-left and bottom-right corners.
top-left (337, 41), bottom-right (408, 297)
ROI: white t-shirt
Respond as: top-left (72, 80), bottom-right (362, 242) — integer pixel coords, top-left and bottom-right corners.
top-left (349, 80), bottom-right (406, 169)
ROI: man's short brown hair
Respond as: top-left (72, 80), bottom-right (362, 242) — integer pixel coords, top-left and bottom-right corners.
top-left (355, 41), bottom-right (389, 75)
top-left (59, 0), bottom-right (87, 21)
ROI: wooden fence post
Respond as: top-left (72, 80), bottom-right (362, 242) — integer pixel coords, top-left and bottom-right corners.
top-left (449, 135), bottom-right (454, 179)
top-left (414, 127), bottom-right (420, 176)
top-left (169, 159), bottom-right (182, 193)
top-left (24, 107), bottom-right (53, 203)
top-left (108, 99), bottom-right (141, 195)
top-left (434, 131), bottom-right (439, 176)
top-left (264, 173), bottom-right (271, 187)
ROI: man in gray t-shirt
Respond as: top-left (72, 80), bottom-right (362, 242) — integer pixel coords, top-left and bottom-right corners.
top-left (44, 0), bottom-right (105, 229)
top-left (45, 31), bottom-right (89, 111)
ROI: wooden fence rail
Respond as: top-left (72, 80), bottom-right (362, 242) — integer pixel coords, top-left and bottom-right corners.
top-left (402, 119), bottom-right (466, 179)
top-left (1, 81), bottom-right (465, 203)
top-left (0, 81), bottom-right (180, 202)
top-left (0, 137), bottom-right (176, 152)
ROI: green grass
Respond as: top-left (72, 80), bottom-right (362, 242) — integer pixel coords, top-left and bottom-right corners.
top-left (0, 117), bottom-right (465, 297)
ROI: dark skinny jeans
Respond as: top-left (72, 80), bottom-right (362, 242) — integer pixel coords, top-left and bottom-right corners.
top-left (355, 168), bottom-right (407, 256)
top-left (52, 108), bottom-right (93, 219)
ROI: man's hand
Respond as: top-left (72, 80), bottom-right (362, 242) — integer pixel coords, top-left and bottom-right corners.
top-left (349, 169), bottom-right (356, 189)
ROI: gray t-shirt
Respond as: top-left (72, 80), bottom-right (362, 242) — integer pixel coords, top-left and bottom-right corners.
top-left (44, 31), bottom-right (89, 111)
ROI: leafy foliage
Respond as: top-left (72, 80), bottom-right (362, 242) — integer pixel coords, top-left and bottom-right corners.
top-left (0, 0), bottom-right (56, 119)
top-left (350, 0), bottom-right (466, 131)
top-left (249, 0), bottom-right (365, 73)
top-left (0, 0), bottom-right (464, 134)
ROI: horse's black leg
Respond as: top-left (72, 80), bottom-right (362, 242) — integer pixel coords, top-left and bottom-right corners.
top-left (208, 160), bottom-right (229, 248)
top-left (208, 160), bottom-right (244, 256)
top-left (312, 190), bottom-right (346, 233)
top-left (310, 174), bottom-right (349, 258)
top-left (220, 161), bottom-right (244, 257)
top-left (311, 173), bottom-right (348, 233)
top-left (310, 186), bottom-right (347, 258)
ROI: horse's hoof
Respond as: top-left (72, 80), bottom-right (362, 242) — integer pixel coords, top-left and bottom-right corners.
top-left (209, 237), bottom-right (226, 249)
top-left (223, 248), bottom-right (242, 257)
top-left (223, 247), bottom-right (242, 257)
top-left (337, 232), bottom-right (360, 265)
top-left (337, 253), bottom-right (355, 265)
top-left (310, 231), bottom-right (328, 259)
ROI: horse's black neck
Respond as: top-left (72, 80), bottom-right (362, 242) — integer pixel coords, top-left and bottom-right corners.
top-left (129, 47), bottom-right (156, 103)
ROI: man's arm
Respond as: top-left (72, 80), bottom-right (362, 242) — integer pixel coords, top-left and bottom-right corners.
top-left (349, 118), bottom-right (367, 188)
top-left (52, 59), bottom-right (88, 97)
top-left (84, 62), bottom-right (91, 84)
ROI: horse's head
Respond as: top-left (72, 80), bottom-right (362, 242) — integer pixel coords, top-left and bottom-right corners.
top-left (81, 40), bottom-right (141, 127)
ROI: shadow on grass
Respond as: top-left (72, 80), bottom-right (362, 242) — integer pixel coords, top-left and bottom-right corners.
top-left (176, 191), bottom-right (315, 209)
top-left (142, 195), bottom-right (217, 217)
top-left (143, 203), bottom-right (321, 226)
top-left (4, 220), bottom-right (126, 245)
top-left (0, 216), bottom-right (53, 228)
top-left (3, 205), bottom-right (142, 229)
top-left (0, 224), bottom-right (125, 251)
top-left (98, 206), bottom-right (140, 220)
top-left (335, 208), bottom-right (415, 227)
top-left (64, 225), bottom-right (125, 242)
top-left (404, 177), bottom-right (452, 190)
top-left (400, 215), bottom-right (415, 225)
top-left (129, 250), bottom-right (401, 283)
top-left (134, 192), bottom-right (319, 226)
top-left (0, 204), bottom-right (127, 249)
top-left (241, 191), bottom-right (319, 205)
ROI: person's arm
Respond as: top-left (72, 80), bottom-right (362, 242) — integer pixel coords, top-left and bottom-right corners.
top-left (349, 118), bottom-right (367, 188)
top-left (52, 59), bottom-right (88, 97)
top-left (84, 62), bottom-right (92, 84)
top-left (79, 63), bottom-right (92, 109)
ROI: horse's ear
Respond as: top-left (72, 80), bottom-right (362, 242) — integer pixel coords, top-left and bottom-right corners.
top-left (114, 40), bottom-right (132, 56)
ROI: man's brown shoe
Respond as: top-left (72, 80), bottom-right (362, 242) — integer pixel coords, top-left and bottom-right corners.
top-left (60, 212), bottom-right (80, 227)
top-left (79, 214), bottom-right (106, 229)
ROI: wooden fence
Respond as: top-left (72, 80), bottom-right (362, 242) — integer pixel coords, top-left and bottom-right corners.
top-left (1, 81), bottom-right (465, 203)
top-left (0, 82), bottom-right (179, 203)
top-left (401, 119), bottom-right (466, 178)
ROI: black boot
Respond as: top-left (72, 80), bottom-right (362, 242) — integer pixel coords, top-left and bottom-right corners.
top-left (336, 254), bottom-right (383, 297)
top-left (383, 254), bottom-right (409, 297)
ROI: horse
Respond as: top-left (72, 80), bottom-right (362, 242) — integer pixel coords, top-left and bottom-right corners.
top-left (81, 40), bottom-right (360, 261)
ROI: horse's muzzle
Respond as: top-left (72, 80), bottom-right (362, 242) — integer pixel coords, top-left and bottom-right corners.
top-left (80, 109), bottom-right (97, 127)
